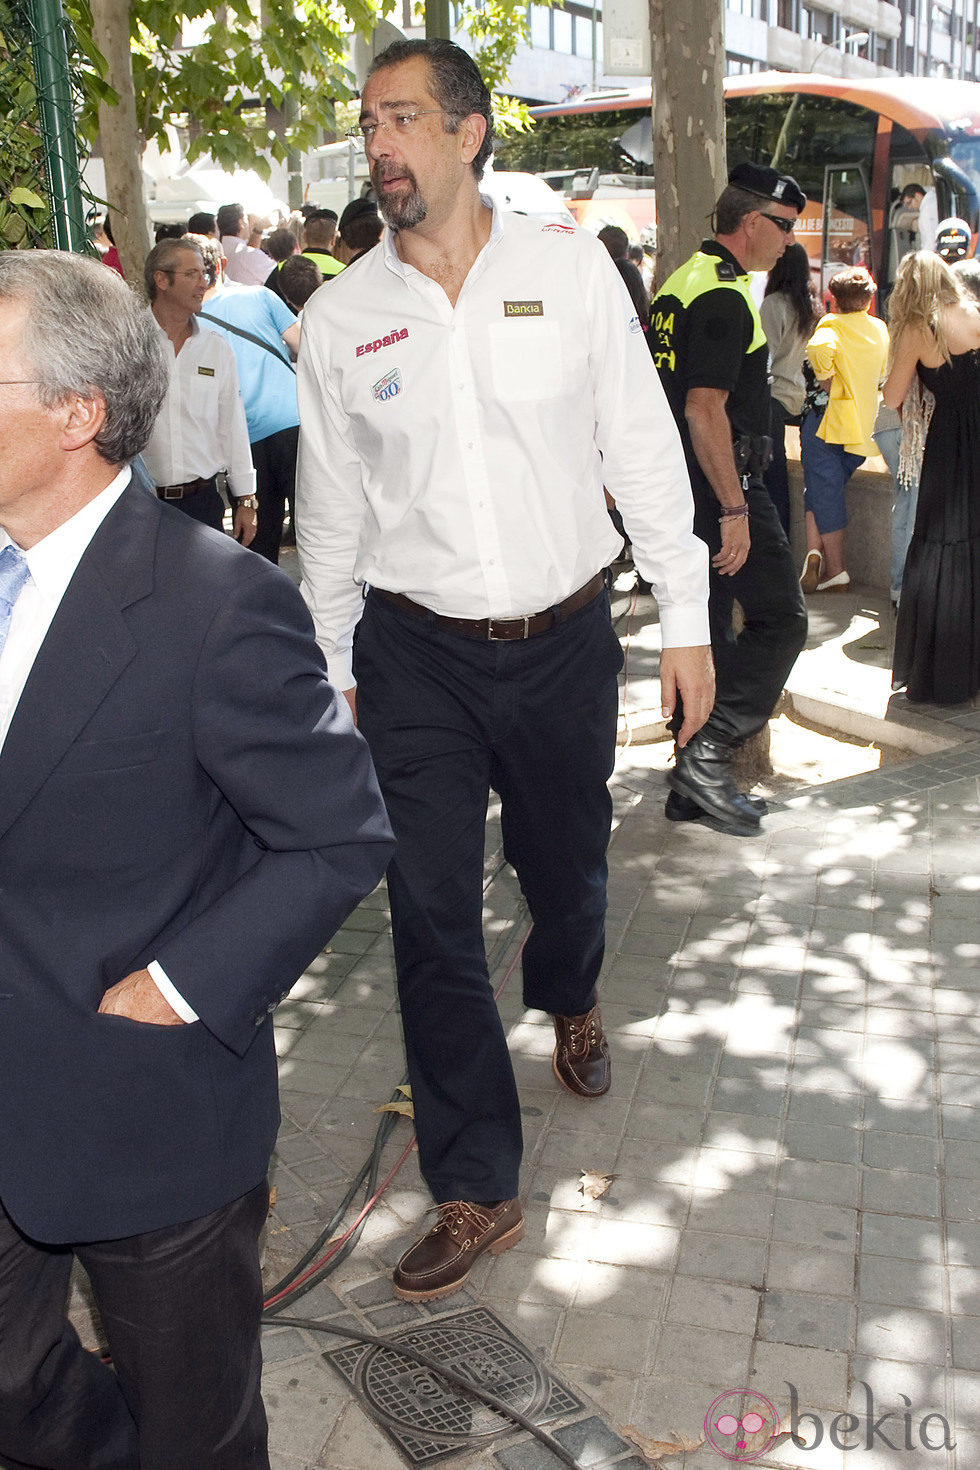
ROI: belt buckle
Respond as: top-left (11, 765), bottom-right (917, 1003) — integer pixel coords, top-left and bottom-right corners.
top-left (487, 615), bottom-right (530, 641)
top-left (162, 485), bottom-right (183, 500)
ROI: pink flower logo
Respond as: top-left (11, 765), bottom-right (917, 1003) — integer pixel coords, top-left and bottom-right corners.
top-left (704, 1389), bottom-right (779, 1461)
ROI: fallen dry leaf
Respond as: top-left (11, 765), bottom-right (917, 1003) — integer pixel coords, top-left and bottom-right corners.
top-left (579, 1170), bottom-right (616, 1200)
top-left (622, 1426), bottom-right (705, 1463)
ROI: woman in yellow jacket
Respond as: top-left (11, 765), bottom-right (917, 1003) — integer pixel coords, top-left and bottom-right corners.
top-left (799, 267), bottom-right (890, 592)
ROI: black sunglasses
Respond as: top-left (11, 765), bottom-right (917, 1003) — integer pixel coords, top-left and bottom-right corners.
top-left (758, 212), bottom-right (796, 235)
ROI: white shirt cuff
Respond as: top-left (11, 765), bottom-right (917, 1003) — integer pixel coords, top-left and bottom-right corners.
top-left (146, 959), bottom-right (200, 1023)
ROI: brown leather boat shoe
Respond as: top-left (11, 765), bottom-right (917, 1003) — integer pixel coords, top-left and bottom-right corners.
top-left (392, 1198), bottom-right (524, 1302)
top-left (552, 1003), bottom-right (611, 1098)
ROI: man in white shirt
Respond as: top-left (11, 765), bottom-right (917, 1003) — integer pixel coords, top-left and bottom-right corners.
top-left (297, 39), bottom-right (712, 1303)
top-left (0, 250), bottom-right (393, 1468)
top-left (140, 236), bottom-right (258, 545)
top-left (217, 202), bottom-right (276, 287)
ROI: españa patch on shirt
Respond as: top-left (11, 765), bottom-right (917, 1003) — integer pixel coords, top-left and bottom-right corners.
top-left (356, 327), bottom-right (409, 357)
top-left (503, 300), bottom-right (543, 318)
top-left (197, 366), bottom-right (215, 377)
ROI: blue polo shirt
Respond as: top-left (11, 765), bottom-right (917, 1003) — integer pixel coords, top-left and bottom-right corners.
top-left (199, 286), bottom-right (299, 444)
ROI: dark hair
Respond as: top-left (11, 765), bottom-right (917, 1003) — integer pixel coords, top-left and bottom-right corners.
top-left (828, 265), bottom-right (876, 313)
top-left (304, 213), bottom-right (337, 248)
top-left (951, 257), bottom-right (980, 304)
top-left (144, 238), bottom-right (203, 301)
top-left (187, 211), bottom-right (217, 236)
top-left (265, 226), bottom-right (298, 263)
top-left (368, 38), bottom-right (494, 179)
top-left (216, 203), bottom-right (244, 237)
top-left (154, 223), bottom-right (184, 243)
top-left (279, 255), bottom-right (323, 310)
top-left (597, 225), bottom-right (629, 260)
top-left (613, 258), bottom-right (649, 321)
top-left (764, 241), bottom-right (817, 338)
top-left (183, 233), bottom-right (221, 288)
top-left (342, 212), bottom-right (383, 253)
top-left (715, 184), bottom-right (769, 235)
top-left (0, 251), bottom-right (168, 466)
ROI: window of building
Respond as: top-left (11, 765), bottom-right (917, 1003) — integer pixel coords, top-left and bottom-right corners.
top-left (777, 0), bottom-right (800, 29)
top-left (726, 53), bottom-right (762, 72)
top-left (803, 5), bottom-right (834, 41)
top-left (552, 5), bottom-right (573, 53)
top-left (529, 3), bottom-right (551, 47)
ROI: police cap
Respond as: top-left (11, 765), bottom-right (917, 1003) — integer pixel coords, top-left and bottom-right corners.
top-left (728, 162), bottom-right (807, 214)
top-left (935, 217), bottom-right (971, 261)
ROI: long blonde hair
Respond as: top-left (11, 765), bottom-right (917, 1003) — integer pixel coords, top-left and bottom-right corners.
top-left (887, 249), bottom-right (963, 365)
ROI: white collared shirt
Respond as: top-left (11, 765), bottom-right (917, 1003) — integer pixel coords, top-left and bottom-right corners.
top-left (296, 202), bottom-right (709, 689)
top-left (0, 469), bottom-right (197, 1022)
top-left (141, 312), bottom-right (256, 498)
top-left (222, 236), bottom-right (276, 287)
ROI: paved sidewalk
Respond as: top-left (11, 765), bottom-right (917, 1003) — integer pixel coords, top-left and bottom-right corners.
top-left (258, 580), bottom-right (980, 1470)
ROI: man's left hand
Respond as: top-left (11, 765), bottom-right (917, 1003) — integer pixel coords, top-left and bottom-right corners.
top-left (233, 503), bottom-right (258, 547)
top-left (660, 644), bottom-right (715, 748)
top-left (98, 969), bottom-right (185, 1025)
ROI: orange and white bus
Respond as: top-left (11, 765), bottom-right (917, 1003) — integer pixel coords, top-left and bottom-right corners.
top-left (494, 74), bottom-right (980, 294)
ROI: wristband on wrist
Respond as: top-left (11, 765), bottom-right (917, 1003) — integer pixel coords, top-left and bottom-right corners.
top-left (234, 495), bottom-right (259, 510)
top-left (719, 502), bottom-right (749, 521)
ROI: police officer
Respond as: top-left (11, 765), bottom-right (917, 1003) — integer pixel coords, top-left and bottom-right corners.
top-left (650, 162), bottom-right (809, 836)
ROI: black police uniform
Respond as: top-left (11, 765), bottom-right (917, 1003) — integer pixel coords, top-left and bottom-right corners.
top-left (650, 238), bottom-right (807, 822)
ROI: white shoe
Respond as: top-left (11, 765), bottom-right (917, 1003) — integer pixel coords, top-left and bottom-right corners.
top-left (817, 570), bottom-right (850, 592)
top-left (799, 551), bottom-right (823, 593)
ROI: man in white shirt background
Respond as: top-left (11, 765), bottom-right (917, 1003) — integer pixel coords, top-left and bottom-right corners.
top-left (297, 38), bottom-right (713, 1304)
top-left (140, 236), bottom-right (258, 546)
top-left (0, 249), bottom-right (393, 1467)
top-left (217, 201), bottom-right (275, 287)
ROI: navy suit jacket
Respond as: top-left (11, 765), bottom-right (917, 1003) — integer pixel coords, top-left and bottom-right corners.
top-left (0, 483), bottom-right (393, 1243)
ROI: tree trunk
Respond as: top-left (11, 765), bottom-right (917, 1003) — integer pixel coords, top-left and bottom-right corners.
top-left (648, 0), bottom-right (726, 283)
top-left (90, 0), bottom-right (151, 288)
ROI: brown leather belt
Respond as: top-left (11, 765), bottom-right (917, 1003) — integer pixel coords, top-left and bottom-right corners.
top-left (156, 475), bottom-right (217, 501)
top-left (374, 572), bottom-right (605, 641)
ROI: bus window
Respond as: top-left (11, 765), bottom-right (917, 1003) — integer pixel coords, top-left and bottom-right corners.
top-left (824, 165), bottom-right (873, 287)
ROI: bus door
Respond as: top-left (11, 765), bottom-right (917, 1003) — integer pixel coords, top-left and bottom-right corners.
top-left (822, 163), bottom-right (873, 297)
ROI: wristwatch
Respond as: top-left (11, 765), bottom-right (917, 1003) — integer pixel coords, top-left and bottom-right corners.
top-left (235, 495), bottom-right (259, 510)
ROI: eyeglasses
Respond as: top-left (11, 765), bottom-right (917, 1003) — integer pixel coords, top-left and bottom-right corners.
top-left (348, 110), bottom-right (444, 144)
top-left (758, 212), bottom-right (796, 235)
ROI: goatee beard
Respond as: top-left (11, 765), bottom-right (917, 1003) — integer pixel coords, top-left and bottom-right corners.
top-left (374, 168), bottom-right (428, 230)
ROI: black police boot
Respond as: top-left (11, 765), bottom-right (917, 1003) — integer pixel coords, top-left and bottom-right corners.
top-left (665, 789), bottom-right (769, 823)
top-left (667, 734), bottom-right (763, 837)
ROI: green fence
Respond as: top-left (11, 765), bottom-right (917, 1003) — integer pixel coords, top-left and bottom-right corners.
top-left (1, 0), bottom-right (89, 249)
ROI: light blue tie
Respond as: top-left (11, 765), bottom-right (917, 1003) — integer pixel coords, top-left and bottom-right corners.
top-left (0, 542), bottom-right (31, 658)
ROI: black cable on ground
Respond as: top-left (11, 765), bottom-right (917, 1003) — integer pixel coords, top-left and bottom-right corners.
top-left (270, 1315), bottom-right (586, 1470)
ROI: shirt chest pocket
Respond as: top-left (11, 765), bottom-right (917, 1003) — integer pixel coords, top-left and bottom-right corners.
top-left (487, 319), bottom-right (562, 402)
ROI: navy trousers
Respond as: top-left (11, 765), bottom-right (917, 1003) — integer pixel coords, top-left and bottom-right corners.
top-left (673, 477), bottom-right (807, 747)
top-left (354, 587), bottom-right (623, 1205)
top-left (0, 1182), bottom-right (269, 1470)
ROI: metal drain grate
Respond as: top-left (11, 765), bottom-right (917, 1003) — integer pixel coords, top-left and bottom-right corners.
top-left (325, 1305), bottom-right (583, 1465)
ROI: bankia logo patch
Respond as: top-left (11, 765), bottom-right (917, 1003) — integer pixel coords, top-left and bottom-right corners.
top-left (373, 367), bottom-right (402, 402)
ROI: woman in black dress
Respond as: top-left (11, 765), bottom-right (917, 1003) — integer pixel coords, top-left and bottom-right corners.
top-left (883, 251), bottom-right (980, 704)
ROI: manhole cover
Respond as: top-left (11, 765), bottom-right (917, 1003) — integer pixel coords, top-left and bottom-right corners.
top-left (325, 1305), bottom-right (583, 1465)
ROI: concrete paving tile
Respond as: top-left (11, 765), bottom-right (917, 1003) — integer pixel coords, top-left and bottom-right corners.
top-left (862, 1168), bottom-right (942, 1218)
top-left (952, 1318), bottom-right (980, 1372)
top-left (490, 1299), bottom-right (564, 1359)
top-left (556, 1308), bottom-right (656, 1374)
top-left (558, 1365), bottom-right (639, 1428)
top-left (624, 1101), bottom-right (706, 1146)
top-left (847, 1360), bottom-right (951, 1423)
top-left (862, 1130), bottom-right (941, 1173)
top-left (765, 1243), bottom-right (855, 1296)
top-left (675, 1232), bottom-right (767, 1286)
top-left (596, 1173), bottom-right (689, 1228)
top-left (952, 1367), bottom-right (980, 1427)
top-left (866, 1007), bottom-right (936, 1039)
top-left (703, 1113), bottom-right (782, 1156)
top-left (614, 1136), bottom-right (698, 1183)
top-left (859, 1255), bottom-right (944, 1311)
top-left (856, 1304), bottom-right (948, 1365)
top-left (649, 1323), bottom-right (753, 1384)
top-left (948, 1160), bottom-right (980, 1214)
top-left (948, 1222), bottom-right (980, 1268)
top-left (313, 1399), bottom-right (409, 1470)
top-left (776, 1159), bottom-right (861, 1207)
top-left (790, 1063), bottom-right (864, 1097)
top-left (862, 1212), bottom-right (944, 1263)
top-left (693, 1145), bottom-right (777, 1191)
top-left (665, 1275), bottom-right (760, 1335)
top-left (748, 1341), bottom-right (849, 1413)
top-left (758, 1291), bottom-right (853, 1352)
top-left (948, 1267), bottom-right (980, 1316)
top-left (583, 1216), bottom-right (681, 1270)
top-left (632, 1063), bottom-right (714, 1111)
top-left (263, 1356), bottom-right (349, 1463)
top-left (712, 1077), bottom-right (786, 1116)
top-left (573, 1261), bottom-right (671, 1319)
top-left (865, 1097), bottom-right (939, 1137)
top-left (786, 1091), bottom-right (863, 1128)
top-left (945, 1139), bottom-right (980, 1179)
top-left (942, 1105), bottom-right (980, 1143)
top-left (535, 1128), bottom-right (626, 1173)
top-left (684, 1187), bottom-right (775, 1239)
top-left (943, 1074), bottom-right (980, 1107)
top-left (772, 1198), bottom-right (857, 1253)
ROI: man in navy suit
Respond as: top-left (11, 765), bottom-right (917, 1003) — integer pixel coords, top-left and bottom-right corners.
top-left (0, 251), bottom-right (393, 1469)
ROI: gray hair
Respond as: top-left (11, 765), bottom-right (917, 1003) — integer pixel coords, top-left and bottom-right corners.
top-left (144, 237), bottom-right (203, 301)
top-left (0, 250), bottom-right (168, 467)
top-left (368, 39), bottom-right (494, 179)
top-left (715, 184), bottom-right (772, 236)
